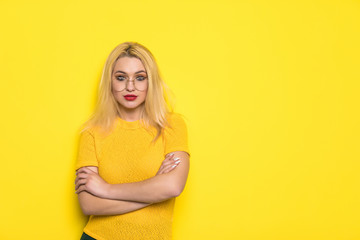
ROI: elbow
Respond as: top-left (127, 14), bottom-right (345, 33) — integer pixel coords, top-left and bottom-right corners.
top-left (78, 193), bottom-right (96, 216)
top-left (82, 205), bottom-right (102, 216)
top-left (80, 203), bottom-right (93, 216)
top-left (169, 183), bottom-right (185, 198)
top-left (82, 209), bottom-right (91, 216)
top-left (81, 200), bottom-right (103, 216)
top-left (172, 189), bottom-right (181, 198)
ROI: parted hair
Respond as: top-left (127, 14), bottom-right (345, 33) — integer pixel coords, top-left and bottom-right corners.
top-left (80, 41), bottom-right (174, 142)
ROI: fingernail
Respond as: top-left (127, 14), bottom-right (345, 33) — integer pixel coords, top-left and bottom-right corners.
top-left (173, 157), bottom-right (180, 161)
top-left (172, 165), bottom-right (177, 168)
top-left (175, 160), bottom-right (181, 164)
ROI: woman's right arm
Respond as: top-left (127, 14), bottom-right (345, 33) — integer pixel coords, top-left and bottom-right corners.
top-left (77, 157), bottom-right (177, 216)
top-left (77, 166), bottom-right (151, 216)
top-left (78, 191), bottom-right (151, 216)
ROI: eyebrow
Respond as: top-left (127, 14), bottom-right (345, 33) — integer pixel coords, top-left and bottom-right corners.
top-left (114, 70), bottom-right (146, 74)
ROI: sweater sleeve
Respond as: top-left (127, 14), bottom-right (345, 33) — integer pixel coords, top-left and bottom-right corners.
top-left (75, 129), bottom-right (99, 172)
top-left (163, 113), bottom-right (190, 157)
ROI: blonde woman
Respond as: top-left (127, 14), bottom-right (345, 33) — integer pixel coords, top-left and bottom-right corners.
top-left (74, 42), bottom-right (190, 240)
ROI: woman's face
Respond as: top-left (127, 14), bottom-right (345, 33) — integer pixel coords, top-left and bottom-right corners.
top-left (111, 57), bottom-right (148, 117)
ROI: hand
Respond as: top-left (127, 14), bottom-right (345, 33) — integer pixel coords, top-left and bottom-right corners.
top-left (75, 167), bottom-right (110, 198)
top-left (156, 153), bottom-right (181, 175)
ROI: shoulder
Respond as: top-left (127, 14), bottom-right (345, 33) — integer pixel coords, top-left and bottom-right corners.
top-left (165, 112), bottom-right (187, 126)
top-left (163, 112), bottom-right (190, 152)
top-left (163, 112), bottom-right (188, 134)
top-left (78, 126), bottom-right (103, 141)
top-left (79, 127), bottom-right (95, 137)
top-left (79, 124), bottom-right (112, 140)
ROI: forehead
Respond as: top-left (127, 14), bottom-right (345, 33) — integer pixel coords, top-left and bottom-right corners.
top-left (113, 57), bottom-right (146, 74)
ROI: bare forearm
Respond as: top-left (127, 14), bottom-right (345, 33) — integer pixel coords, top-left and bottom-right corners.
top-left (78, 191), bottom-right (151, 216)
top-left (106, 173), bottom-right (177, 203)
top-left (104, 152), bottom-right (190, 203)
top-left (75, 152), bottom-right (188, 205)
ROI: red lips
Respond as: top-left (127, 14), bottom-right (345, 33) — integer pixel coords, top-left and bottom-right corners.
top-left (124, 95), bottom-right (137, 101)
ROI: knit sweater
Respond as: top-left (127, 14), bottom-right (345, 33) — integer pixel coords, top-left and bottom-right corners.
top-left (75, 112), bottom-right (190, 240)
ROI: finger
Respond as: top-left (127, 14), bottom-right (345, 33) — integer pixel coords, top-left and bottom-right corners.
top-left (76, 167), bottom-right (88, 174)
top-left (75, 184), bottom-right (86, 194)
top-left (165, 152), bottom-right (175, 158)
top-left (161, 155), bottom-right (172, 166)
top-left (157, 154), bottom-right (176, 174)
top-left (158, 161), bottom-right (172, 174)
top-left (165, 153), bottom-right (175, 162)
top-left (161, 159), bottom-right (175, 169)
top-left (162, 164), bottom-right (177, 174)
top-left (163, 154), bottom-right (175, 165)
top-left (162, 155), bottom-right (179, 168)
top-left (75, 176), bottom-right (80, 185)
top-left (75, 179), bottom-right (87, 190)
top-left (159, 155), bottom-right (173, 170)
top-left (77, 167), bottom-right (92, 175)
top-left (75, 173), bottom-right (89, 185)
top-left (84, 166), bottom-right (97, 173)
top-left (162, 160), bottom-right (181, 173)
top-left (76, 173), bottom-right (88, 180)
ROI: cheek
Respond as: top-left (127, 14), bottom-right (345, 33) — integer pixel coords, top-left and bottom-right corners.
top-left (112, 91), bottom-right (124, 102)
top-left (112, 82), bottom-right (122, 91)
top-left (141, 89), bottom-right (148, 99)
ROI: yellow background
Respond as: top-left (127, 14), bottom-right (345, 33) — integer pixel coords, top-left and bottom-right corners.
top-left (0, 0), bottom-right (359, 239)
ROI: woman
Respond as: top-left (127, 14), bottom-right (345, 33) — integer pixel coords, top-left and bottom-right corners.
top-left (74, 42), bottom-right (190, 240)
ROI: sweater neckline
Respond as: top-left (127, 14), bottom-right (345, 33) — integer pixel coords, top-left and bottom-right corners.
top-left (116, 116), bottom-right (141, 129)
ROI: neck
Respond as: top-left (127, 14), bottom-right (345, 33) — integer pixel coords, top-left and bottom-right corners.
top-left (118, 106), bottom-right (143, 121)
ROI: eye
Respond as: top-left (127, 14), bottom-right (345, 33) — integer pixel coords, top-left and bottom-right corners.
top-left (136, 76), bottom-right (147, 81)
top-left (116, 76), bottom-right (126, 81)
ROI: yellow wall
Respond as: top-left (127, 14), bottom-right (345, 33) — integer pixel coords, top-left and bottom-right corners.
top-left (0, 0), bottom-right (359, 239)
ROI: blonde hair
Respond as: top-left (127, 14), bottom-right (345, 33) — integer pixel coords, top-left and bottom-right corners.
top-left (80, 41), bottom-right (174, 142)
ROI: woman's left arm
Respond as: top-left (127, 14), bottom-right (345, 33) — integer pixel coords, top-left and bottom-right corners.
top-left (76, 151), bottom-right (189, 203)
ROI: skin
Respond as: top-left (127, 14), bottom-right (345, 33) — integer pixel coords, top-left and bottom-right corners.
top-left (75, 56), bottom-right (190, 215)
top-left (111, 56), bottom-right (148, 121)
top-left (74, 153), bottom-right (182, 216)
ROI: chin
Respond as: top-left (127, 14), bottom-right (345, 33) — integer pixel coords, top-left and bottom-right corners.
top-left (118, 100), bottom-right (145, 110)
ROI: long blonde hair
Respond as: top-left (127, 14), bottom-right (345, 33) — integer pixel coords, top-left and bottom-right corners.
top-left (80, 41), bottom-right (174, 142)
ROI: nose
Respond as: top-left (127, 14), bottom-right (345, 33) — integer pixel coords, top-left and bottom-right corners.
top-left (125, 79), bottom-right (135, 91)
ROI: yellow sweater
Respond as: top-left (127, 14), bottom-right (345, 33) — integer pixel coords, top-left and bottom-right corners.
top-left (75, 112), bottom-right (190, 240)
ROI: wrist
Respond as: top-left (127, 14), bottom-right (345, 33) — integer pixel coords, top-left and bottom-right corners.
top-left (104, 183), bottom-right (113, 199)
